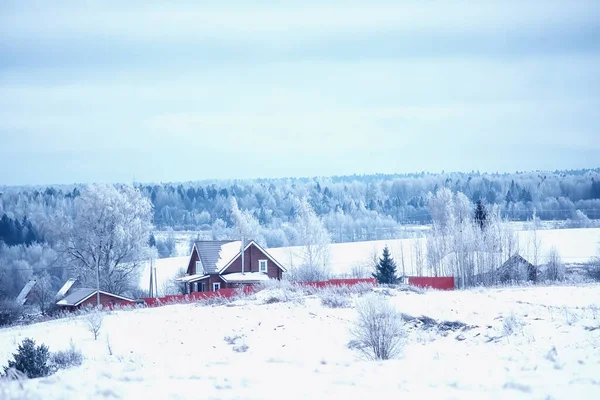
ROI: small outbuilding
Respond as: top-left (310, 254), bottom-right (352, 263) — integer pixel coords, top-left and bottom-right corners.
top-left (56, 287), bottom-right (135, 311)
top-left (498, 254), bottom-right (538, 283)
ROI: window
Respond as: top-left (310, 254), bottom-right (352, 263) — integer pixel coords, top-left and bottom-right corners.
top-left (259, 259), bottom-right (268, 273)
top-left (201, 282), bottom-right (206, 292)
top-left (193, 282), bottom-right (198, 292)
top-left (196, 260), bottom-right (203, 274)
top-left (213, 282), bottom-right (221, 291)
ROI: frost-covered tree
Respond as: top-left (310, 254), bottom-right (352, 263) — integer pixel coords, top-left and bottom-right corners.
top-left (474, 200), bottom-right (488, 231)
top-left (544, 246), bottom-right (565, 281)
top-left (288, 197), bottom-right (331, 282)
top-left (229, 197), bottom-right (265, 246)
top-left (60, 184), bottom-right (154, 296)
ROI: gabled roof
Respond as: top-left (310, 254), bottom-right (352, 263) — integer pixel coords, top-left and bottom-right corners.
top-left (192, 240), bottom-right (242, 274)
top-left (502, 254), bottom-right (536, 269)
top-left (56, 288), bottom-right (135, 307)
top-left (16, 278), bottom-right (38, 306)
top-left (218, 240), bottom-right (287, 274)
top-left (55, 278), bottom-right (77, 300)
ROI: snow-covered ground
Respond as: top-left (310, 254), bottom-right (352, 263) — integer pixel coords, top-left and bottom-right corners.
top-left (1, 284), bottom-right (600, 399)
top-left (144, 228), bottom-right (600, 291)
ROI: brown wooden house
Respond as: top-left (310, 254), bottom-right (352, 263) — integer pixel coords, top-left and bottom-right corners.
top-left (176, 240), bottom-right (286, 293)
top-left (55, 283), bottom-right (135, 311)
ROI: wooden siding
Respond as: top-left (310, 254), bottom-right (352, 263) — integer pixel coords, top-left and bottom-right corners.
top-left (59, 292), bottom-right (134, 311)
top-left (187, 247), bottom-right (200, 275)
top-left (222, 243), bottom-right (282, 280)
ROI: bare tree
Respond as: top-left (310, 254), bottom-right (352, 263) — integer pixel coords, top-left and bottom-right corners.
top-left (61, 184), bottom-right (154, 296)
top-left (545, 246), bottom-right (565, 281)
top-left (28, 273), bottom-right (56, 314)
top-left (85, 309), bottom-right (104, 340)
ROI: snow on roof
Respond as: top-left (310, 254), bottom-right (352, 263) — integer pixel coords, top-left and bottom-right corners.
top-left (176, 274), bottom-right (209, 283)
top-left (16, 278), bottom-right (38, 305)
top-left (214, 241), bottom-right (243, 271)
top-left (56, 288), bottom-right (135, 307)
top-left (220, 272), bottom-right (271, 283)
top-left (56, 288), bottom-right (96, 306)
top-left (55, 278), bottom-right (77, 300)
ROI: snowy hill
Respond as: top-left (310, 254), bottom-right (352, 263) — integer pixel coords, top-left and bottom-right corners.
top-left (1, 283), bottom-right (600, 399)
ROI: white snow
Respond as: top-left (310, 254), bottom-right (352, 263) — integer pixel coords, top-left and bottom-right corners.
top-left (221, 272), bottom-right (271, 282)
top-left (1, 283), bottom-right (600, 399)
top-left (138, 256), bottom-right (189, 293)
top-left (175, 274), bottom-right (208, 283)
top-left (215, 240), bottom-right (243, 272)
top-left (55, 278), bottom-right (77, 300)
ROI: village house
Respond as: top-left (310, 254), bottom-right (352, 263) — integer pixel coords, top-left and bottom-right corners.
top-left (176, 240), bottom-right (286, 293)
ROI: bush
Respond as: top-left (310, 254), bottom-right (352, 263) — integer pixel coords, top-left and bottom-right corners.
top-left (503, 312), bottom-right (525, 336)
top-left (3, 338), bottom-right (51, 378)
top-left (349, 294), bottom-right (406, 360)
top-left (0, 300), bottom-right (24, 327)
top-left (50, 340), bottom-right (83, 371)
top-left (320, 291), bottom-right (351, 308)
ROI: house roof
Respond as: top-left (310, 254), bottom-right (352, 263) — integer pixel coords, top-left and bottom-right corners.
top-left (220, 272), bottom-right (271, 283)
top-left (55, 278), bottom-right (77, 300)
top-left (502, 254), bottom-right (536, 269)
top-left (56, 288), bottom-right (135, 307)
top-left (16, 278), bottom-right (38, 306)
top-left (193, 240), bottom-right (242, 274)
top-left (217, 240), bottom-right (288, 274)
top-left (176, 274), bottom-right (209, 283)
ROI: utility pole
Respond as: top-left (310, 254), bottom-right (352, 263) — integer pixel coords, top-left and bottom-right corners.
top-left (241, 235), bottom-right (245, 275)
top-left (96, 257), bottom-right (101, 306)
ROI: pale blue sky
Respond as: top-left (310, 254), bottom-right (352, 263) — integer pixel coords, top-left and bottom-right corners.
top-left (1, 0), bottom-right (599, 185)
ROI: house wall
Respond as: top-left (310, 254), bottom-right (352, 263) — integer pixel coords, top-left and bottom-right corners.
top-left (78, 293), bottom-right (134, 308)
top-left (187, 247), bottom-right (200, 275)
top-left (188, 275), bottom-right (226, 293)
top-left (222, 244), bottom-right (283, 280)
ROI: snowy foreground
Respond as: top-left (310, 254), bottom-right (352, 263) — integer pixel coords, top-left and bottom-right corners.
top-left (2, 284), bottom-right (600, 399)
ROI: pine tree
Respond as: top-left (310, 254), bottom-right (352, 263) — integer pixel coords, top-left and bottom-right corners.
top-left (373, 245), bottom-right (398, 284)
top-left (474, 199), bottom-right (488, 231)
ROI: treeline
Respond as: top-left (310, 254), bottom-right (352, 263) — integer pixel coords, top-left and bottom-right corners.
top-left (1, 169), bottom-right (600, 249)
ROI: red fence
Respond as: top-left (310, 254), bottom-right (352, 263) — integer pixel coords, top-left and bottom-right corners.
top-left (407, 276), bottom-right (455, 290)
top-left (140, 278), bottom-right (378, 308)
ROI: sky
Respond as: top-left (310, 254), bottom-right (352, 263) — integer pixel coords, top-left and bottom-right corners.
top-left (1, 0), bottom-right (599, 186)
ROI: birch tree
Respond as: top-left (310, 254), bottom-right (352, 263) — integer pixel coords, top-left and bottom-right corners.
top-left (289, 197), bottom-right (331, 282)
top-left (229, 197), bottom-right (265, 246)
top-left (61, 184), bottom-right (154, 295)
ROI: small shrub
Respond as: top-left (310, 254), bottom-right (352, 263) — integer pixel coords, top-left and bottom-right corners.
top-left (319, 290), bottom-right (351, 308)
top-left (562, 307), bottom-right (580, 326)
top-left (349, 293), bottom-right (406, 360)
top-left (3, 338), bottom-right (51, 378)
top-left (85, 309), bottom-right (104, 340)
top-left (50, 340), bottom-right (83, 371)
top-left (503, 313), bottom-right (525, 336)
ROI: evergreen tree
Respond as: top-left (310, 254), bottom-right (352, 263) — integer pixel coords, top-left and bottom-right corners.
top-left (474, 199), bottom-right (488, 230)
top-left (373, 245), bottom-right (398, 284)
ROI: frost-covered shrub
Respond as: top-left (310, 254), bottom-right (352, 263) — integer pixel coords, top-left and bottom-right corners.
top-left (256, 280), bottom-right (304, 304)
top-left (3, 338), bottom-right (51, 379)
top-left (349, 294), bottom-right (406, 360)
top-left (50, 340), bottom-right (83, 371)
top-left (319, 290), bottom-right (351, 308)
top-left (503, 313), bottom-right (525, 336)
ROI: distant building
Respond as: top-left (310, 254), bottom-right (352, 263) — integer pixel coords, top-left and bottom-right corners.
top-left (55, 280), bottom-right (135, 311)
top-left (176, 240), bottom-right (286, 293)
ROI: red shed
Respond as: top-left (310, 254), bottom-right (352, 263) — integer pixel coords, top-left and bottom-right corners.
top-left (56, 288), bottom-right (135, 311)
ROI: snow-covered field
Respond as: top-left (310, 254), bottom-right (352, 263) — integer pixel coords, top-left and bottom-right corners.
top-left (1, 283), bottom-right (600, 399)
top-left (143, 228), bottom-right (600, 292)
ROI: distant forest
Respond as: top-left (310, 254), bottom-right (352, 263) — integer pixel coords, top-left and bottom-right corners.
top-left (1, 169), bottom-right (600, 249)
